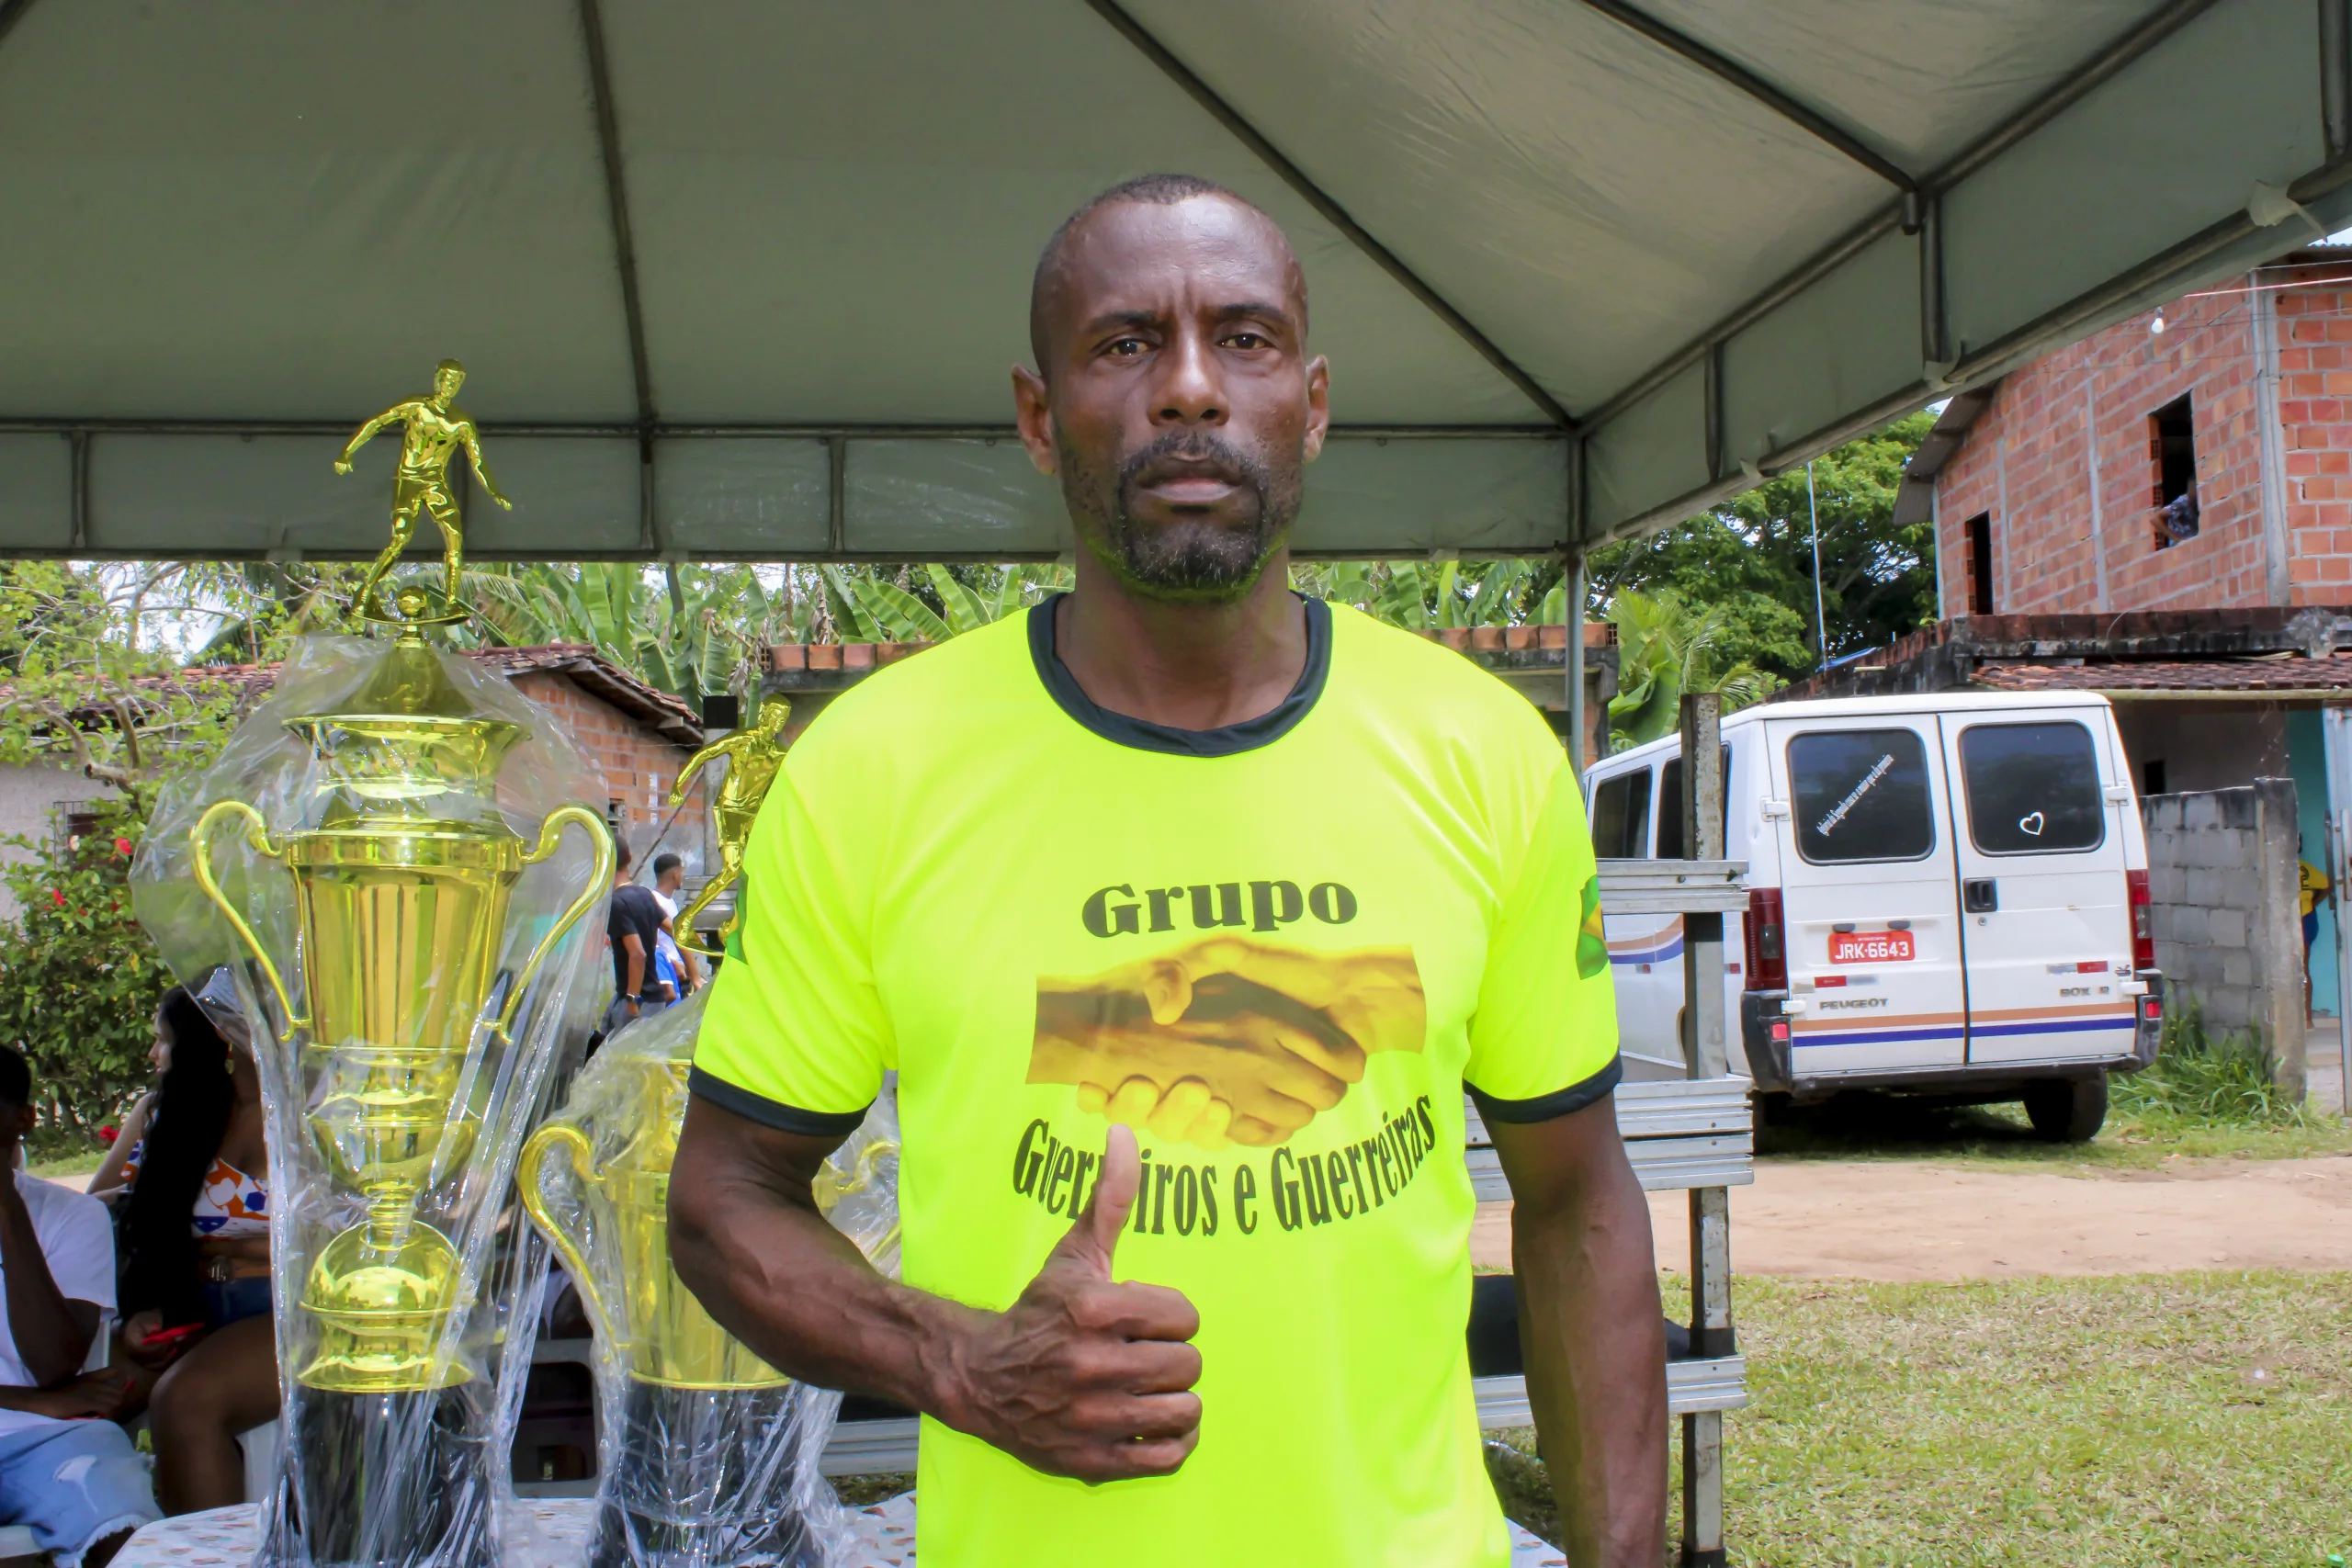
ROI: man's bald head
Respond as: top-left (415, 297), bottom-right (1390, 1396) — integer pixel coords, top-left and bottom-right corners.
top-left (1028, 175), bottom-right (1307, 373)
top-left (1011, 174), bottom-right (1330, 604)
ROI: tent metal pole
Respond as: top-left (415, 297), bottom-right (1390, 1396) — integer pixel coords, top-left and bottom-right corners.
top-left (2326, 0), bottom-right (2352, 158)
top-left (1805, 462), bottom-right (1826, 665)
top-left (1076, 0), bottom-right (1574, 429)
top-left (1577, 1), bottom-right (1914, 192)
top-left (1566, 550), bottom-right (1588, 782)
top-left (1584, 0), bottom-right (2225, 434)
top-left (577, 0), bottom-right (657, 439)
top-left (0, 0), bottom-right (41, 53)
top-left (0, 417), bottom-right (1560, 441)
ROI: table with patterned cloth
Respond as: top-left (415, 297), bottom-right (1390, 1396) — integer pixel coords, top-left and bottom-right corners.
top-left (110, 1495), bottom-right (1566, 1567)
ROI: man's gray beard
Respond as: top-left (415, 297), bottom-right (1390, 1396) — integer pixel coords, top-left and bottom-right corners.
top-left (1059, 434), bottom-right (1298, 604)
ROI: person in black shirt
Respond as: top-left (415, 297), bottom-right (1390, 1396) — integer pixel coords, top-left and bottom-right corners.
top-left (605, 840), bottom-right (669, 1033)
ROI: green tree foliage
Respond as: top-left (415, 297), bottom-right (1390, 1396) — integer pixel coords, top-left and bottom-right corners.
top-left (0, 562), bottom-right (262, 809)
top-left (1588, 410), bottom-right (1936, 678)
top-left (1290, 558), bottom-right (1566, 629)
top-left (0, 564), bottom-right (272, 1131)
top-left (0, 807), bottom-right (161, 1132)
top-left (1603, 590), bottom-right (1773, 750)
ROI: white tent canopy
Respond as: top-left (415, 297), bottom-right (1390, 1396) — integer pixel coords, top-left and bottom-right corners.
top-left (1, 0), bottom-right (2345, 562)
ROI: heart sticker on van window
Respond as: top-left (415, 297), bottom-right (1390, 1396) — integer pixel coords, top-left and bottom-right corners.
top-left (2018, 811), bottom-right (2046, 836)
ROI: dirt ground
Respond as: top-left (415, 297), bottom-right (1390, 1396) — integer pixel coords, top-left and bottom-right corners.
top-left (1470, 1155), bottom-right (2352, 1280)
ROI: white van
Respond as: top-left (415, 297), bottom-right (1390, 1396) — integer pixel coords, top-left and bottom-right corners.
top-left (1586, 692), bottom-right (2163, 1141)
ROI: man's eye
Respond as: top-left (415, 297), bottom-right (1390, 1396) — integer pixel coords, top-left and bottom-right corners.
top-left (1225, 332), bottom-right (1271, 350)
top-left (1107, 337), bottom-right (1148, 357)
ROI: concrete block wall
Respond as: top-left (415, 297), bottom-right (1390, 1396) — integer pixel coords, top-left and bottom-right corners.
top-left (2140, 778), bottom-right (2307, 1095)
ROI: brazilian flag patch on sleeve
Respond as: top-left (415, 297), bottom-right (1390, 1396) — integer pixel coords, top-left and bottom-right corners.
top-left (1575, 874), bottom-right (1608, 979)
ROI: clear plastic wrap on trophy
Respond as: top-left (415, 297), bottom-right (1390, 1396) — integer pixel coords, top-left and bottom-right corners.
top-left (135, 622), bottom-right (613, 1568)
top-left (518, 990), bottom-right (901, 1568)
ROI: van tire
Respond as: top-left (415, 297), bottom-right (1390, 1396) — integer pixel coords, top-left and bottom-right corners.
top-left (2023, 1075), bottom-right (2107, 1143)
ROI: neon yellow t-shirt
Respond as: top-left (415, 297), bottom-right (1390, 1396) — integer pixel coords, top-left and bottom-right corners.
top-left (694, 597), bottom-right (1620, 1568)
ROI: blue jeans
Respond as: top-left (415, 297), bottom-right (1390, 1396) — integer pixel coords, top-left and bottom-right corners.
top-left (0, 1417), bottom-right (160, 1565)
top-left (603, 995), bottom-right (669, 1034)
top-left (202, 1276), bottom-right (272, 1326)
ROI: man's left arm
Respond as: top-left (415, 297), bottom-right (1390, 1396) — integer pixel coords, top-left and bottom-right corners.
top-left (1490, 1101), bottom-right (1666, 1568)
top-left (0, 1181), bottom-right (100, 1387)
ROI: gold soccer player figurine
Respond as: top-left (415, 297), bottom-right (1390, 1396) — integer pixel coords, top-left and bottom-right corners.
top-left (335, 358), bottom-right (514, 616)
top-left (669, 696), bottom-right (792, 949)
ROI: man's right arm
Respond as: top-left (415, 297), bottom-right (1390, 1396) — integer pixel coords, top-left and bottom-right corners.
top-left (0, 1180), bottom-right (98, 1386)
top-left (620, 933), bottom-right (646, 1016)
top-left (669, 1100), bottom-right (1202, 1482)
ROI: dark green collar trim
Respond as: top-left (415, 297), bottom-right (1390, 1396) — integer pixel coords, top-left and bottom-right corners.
top-left (1026, 592), bottom-right (1331, 758)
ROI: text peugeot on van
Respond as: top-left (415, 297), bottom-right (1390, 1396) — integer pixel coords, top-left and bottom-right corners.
top-left (1586, 691), bottom-right (2163, 1142)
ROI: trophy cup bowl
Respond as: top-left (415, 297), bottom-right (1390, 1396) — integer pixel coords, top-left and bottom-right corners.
top-left (190, 671), bottom-right (612, 1568)
top-left (521, 1039), bottom-right (857, 1568)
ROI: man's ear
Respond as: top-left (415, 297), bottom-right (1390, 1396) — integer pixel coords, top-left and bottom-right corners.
top-left (1012, 366), bottom-right (1059, 477)
top-left (1302, 355), bottom-right (1331, 464)
top-left (13, 1105), bottom-right (33, 1139)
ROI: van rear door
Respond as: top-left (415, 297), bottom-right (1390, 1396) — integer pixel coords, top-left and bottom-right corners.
top-left (1589, 761), bottom-right (1685, 1079)
top-left (1767, 716), bottom-right (1968, 1074)
top-left (1938, 712), bottom-right (2137, 1064)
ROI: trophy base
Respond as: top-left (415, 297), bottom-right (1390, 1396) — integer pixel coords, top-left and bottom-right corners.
top-left (277, 1382), bottom-right (494, 1568)
top-left (589, 1379), bottom-right (824, 1568)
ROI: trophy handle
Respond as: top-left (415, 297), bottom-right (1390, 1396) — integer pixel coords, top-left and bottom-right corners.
top-left (492, 806), bottom-right (616, 1044)
top-left (188, 799), bottom-right (309, 1038)
top-left (516, 1123), bottom-right (616, 1342)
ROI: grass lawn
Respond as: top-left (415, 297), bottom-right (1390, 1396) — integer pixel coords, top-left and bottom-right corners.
top-left (1757, 1095), bottom-right (2352, 1173)
top-left (24, 1129), bottom-right (108, 1179)
top-left (1491, 1271), bottom-right (2352, 1566)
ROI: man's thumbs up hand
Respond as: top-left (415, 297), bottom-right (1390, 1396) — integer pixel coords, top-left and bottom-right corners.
top-left (1043, 1121), bottom-right (1141, 1280)
top-left (935, 1124), bottom-right (1203, 1483)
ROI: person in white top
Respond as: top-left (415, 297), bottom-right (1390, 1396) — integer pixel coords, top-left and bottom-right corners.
top-left (0, 1046), bottom-right (160, 1566)
top-left (650, 852), bottom-right (705, 997)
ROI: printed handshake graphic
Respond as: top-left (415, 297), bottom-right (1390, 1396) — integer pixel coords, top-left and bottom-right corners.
top-left (1028, 937), bottom-right (1427, 1152)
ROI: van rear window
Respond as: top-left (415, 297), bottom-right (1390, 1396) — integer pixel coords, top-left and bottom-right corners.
top-left (1590, 768), bottom-right (1652, 858)
top-left (1957, 721), bottom-right (2106, 854)
top-left (1656, 748), bottom-right (1733, 861)
top-left (1788, 729), bottom-right (1935, 863)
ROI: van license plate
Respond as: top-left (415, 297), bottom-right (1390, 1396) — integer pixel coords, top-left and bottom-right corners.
top-left (1829, 931), bottom-right (1915, 964)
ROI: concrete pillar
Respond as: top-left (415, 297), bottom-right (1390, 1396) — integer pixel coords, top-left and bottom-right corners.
top-left (2254, 775), bottom-right (2309, 1098)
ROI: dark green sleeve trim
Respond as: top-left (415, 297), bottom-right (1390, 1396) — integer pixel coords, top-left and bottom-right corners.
top-left (687, 1066), bottom-right (871, 1138)
top-left (1466, 1054), bottom-right (1623, 1125)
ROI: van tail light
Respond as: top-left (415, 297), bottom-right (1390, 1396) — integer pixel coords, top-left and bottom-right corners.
top-left (2126, 869), bottom-right (2155, 971)
top-left (1745, 887), bottom-right (1787, 991)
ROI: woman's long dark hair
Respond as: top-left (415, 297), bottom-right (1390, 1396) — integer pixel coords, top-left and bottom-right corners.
top-left (119, 987), bottom-right (237, 1325)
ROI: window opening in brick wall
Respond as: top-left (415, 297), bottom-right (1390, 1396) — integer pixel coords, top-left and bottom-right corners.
top-left (1964, 512), bottom-right (1994, 615)
top-left (2141, 758), bottom-right (2166, 797)
top-left (51, 803), bottom-right (101, 863)
top-left (2148, 395), bottom-right (2199, 548)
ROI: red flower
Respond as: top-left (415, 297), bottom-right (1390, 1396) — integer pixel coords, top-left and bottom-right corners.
top-left (49, 889), bottom-right (64, 908)
top-left (98, 1126), bottom-right (118, 1145)
top-left (113, 838), bottom-right (132, 857)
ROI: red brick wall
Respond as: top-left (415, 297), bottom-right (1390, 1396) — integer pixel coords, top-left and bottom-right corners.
top-left (507, 671), bottom-right (710, 873)
top-left (1933, 260), bottom-right (2352, 613)
top-left (2276, 275), bottom-right (2352, 594)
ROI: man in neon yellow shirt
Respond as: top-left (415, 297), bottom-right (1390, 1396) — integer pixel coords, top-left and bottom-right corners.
top-left (673, 175), bottom-right (1667, 1567)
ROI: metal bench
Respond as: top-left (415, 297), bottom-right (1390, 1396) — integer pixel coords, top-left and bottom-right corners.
top-left (1464, 1073), bottom-right (1754, 1439)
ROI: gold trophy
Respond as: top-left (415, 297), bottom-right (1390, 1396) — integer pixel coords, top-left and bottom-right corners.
top-left (666, 696), bottom-right (790, 956)
top-left (518, 997), bottom-right (899, 1568)
top-left (176, 378), bottom-right (613, 1568)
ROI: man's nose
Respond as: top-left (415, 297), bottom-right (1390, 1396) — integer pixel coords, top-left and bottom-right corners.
top-left (1151, 328), bottom-right (1227, 427)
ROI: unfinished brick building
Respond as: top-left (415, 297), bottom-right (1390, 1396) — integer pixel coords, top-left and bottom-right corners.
top-left (1915, 243), bottom-right (2352, 616)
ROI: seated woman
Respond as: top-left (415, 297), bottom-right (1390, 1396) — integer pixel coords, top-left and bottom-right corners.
top-left (91, 988), bottom-right (279, 1515)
